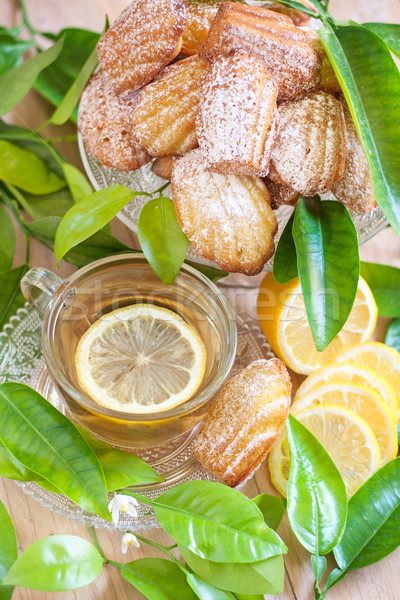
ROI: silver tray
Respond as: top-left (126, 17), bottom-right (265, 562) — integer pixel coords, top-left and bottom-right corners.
top-left (78, 133), bottom-right (388, 271)
top-left (0, 303), bottom-right (274, 531)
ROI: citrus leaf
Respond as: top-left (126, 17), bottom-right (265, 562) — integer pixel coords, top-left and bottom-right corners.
top-left (54, 185), bottom-right (144, 262)
top-left (121, 558), bottom-right (197, 600)
top-left (0, 34), bottom-right (32, 76)
top-left (151, 481), bottom-right (287, 563)
top-left (286, 415), bottom-right (348, 555)
top-left (333, 457), bottom-right (400, 571)
top-left (385, 318), bottom-right (400, 353)
top-left (251, 494), bottom-right (286, 530)
top-left (360, 261), bottom-right (400, 317)
top-left (0, 383), bottom-right (110, 520)
top-left (0, 264), bottom-right (28, 330)
top-left (363, 23), bottom-right (400, 58)
top-left (311, 554), bottom-right (326, 585)
top-left (61, 163), bottom-right (93, 203)
top-left (0, 204), bottom-right (15, 273)
top-left (319, 23), bottom-right (400, 237)
top-left (0, 499), bottom-right (17, 600)
top-left (180, 547), bottom-right (284, 595)
top-left (138, 197), bottom-right (189, 284)
top-left (3, 535), bottom-right (104, 591)
top-left (0, 441), bottom-right (38, 482)
top-left (187, 573), bottom-right (236, 600)
top-left (293, 197), bottom-right (359, 351)
top-left (0, 37), bottom-right (64, 118)
top-left (272, 211), bottom-right (297, 285)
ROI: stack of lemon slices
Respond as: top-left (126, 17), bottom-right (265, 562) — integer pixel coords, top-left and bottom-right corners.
top-left (258, 273), bottom-right (399, 498)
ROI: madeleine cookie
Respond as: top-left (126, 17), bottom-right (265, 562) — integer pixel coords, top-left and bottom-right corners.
top-left (181, 1), bottom-right (219, 56)
top-left (192, 358), bottom-right (292, 487)
top-left (265, 0), bottom-right (315, 26)
top-left (264, 179), bottom-right (300, 210)
top-left (332, 97), bottom-right (378, 214)
top-left (197, 50), bottom-right (279, 177)
top-left (151, 156), bottom-right (174, 180)
top-left (268, 91), bottom-right (347, 196)
top-left (200, 2), bottom-right (320, 100)
top-left (171, 149), bottom-right (278, 275)
top-left (97, 0), bottom-right (186, 95)
top-left (78, 72), bottom-right (151, 172)
top-left (130, 55), bottom-right (208, 157)
top-left (310, 33), bottom-right (341, 94)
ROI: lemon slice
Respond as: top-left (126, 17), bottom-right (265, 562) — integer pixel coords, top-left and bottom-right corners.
top-left (257, 274), bottom-right (377, 374)
top-left (75, 304), bottom-right (206, 414)
top-left (333, 342), bottom-right (400, 422)
top-left (291, 382), bottom-right (397, 464)
top-left (295, 362), bottom-right (398, 420)
top-left (269, 404), bottom-right (381, 497)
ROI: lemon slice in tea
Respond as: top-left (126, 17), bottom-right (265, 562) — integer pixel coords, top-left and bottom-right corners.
top-left (75, 304), bottom-right (206, 414)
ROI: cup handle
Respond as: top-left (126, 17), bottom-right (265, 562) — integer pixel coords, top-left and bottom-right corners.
top-left (20, 267), bottom-right (63, 315)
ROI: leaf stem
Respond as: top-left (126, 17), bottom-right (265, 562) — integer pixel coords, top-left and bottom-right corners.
top-left (151, 182), bottom-right (170, 196)
top-left (107, 559), bottom-right (123, 568)
top-left (89, 526), bottom-right (105, 558)
top-left (132, 532), bottom-right (188, 574)
top-left (18, 0), bottom-right (40, 47)
top-left (3, 183), bottom-right (39, 220)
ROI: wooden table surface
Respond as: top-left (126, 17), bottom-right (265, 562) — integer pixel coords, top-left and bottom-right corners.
top-left (1, 1), bottom-right (399, 598)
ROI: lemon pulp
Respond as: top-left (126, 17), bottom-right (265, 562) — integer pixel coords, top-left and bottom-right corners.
top-left (75, 304), bottom-right (206, 414)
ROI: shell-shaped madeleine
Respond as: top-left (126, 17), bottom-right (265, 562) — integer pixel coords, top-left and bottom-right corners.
top-left (264, 179), bottom-right (300, 210)
top-left (192, 358), bottom-right (292, 487)
top-left (97, 0), bottom-right (186, 95)
top-left (332, 97), bottom-right (378, 214)
top-left (200, 2), bottom-right (321, 100)
top-left (171, 149), bottom-right (278, 275)
top-left (268, 91), bottom-right (347, 196)
top-left (181, 1), bottom-right (219, 56)
top-left (78, 72), bottom-right (151, 172)
top-left (197, 50), bottom-right (279, 177)
top-left (130, 55), bottom-right (208, 157)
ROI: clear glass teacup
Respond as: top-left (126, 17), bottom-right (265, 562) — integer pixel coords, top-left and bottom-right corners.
top-left (21, 254), bottom-right (237, 448)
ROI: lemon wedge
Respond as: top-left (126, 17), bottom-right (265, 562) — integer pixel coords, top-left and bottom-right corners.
top-left (257, 274), bottom-right (377, 374)
top-left (75, 304), bottom-right (206, 414)
top-left (269, 404), bottom-right (381, 497)
top-left (333, 342), bottom-right (400, 422)
top-left (291, 382), bottom-right (397, 464)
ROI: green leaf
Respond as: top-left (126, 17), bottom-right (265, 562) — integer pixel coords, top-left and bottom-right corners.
top-left (233, 595), bottom-right (264, 600)
top-left (292, 197), bottom-right (359, 351)
top-left (360, 262), bottom-right (400, 317)
top-left (0, 37), bottom-right (64, 118)
top-left (333, 457), bottom-right (400, 571)
top-left (319, 24), bottom-right (400, 237)
top-left (0, 383), bottom-right (110, 520)
top-left (0, 34), bottom-right (32, 76)
top-left (3, 535), bottom-right (104, 591)
top-left (311, 555), bottom-right (326, 585)
top-left (25, 189), bottom-right (74, 218)
top-left (0, 264), bottom-right (28, 331)
top-left (257, 0), bottom-right (317, 16)
top-left (61, 163), bottom-right (93, 203)
top-left (0, 140), bottom-right (65, 195)
top-left (151, 481), bottom-right (287, 563)
top-left (187, 573), bottom-right (236, 600)
top-left (185, 261), bottom-right (228, 283)
top-left (324, 568), bottom-right (347, 592)
top-left (385, 318), bottom-right (400, 353)
top-left (34, 28), bottom-right (100, 124)
top-left (179, 547), bottom-right (284, 595)
top-left (138, 197), bottom-right (189, 284)
top-left (0, 500), bottom-right (17, 600)
top-left (0, 204), bottom-right (15, 273)
top-left (77, 427), bottom-right (163, 491)
top-left (272, 211), bottom-right (297, 285)
top-left (251, 494), bottom-right (286, 530)
top-left (286, 415), bottom-right (348, 555)
top-left (26, 216), bottom-right (131, 267)
top-left (54, 185), bottom-right (143, 262)
top-left (363, 23), bottom-right (400, 58)
top-left (0, 441), bottom-right (38, 482)
top-left (121, 558), bottom-right (197, 600)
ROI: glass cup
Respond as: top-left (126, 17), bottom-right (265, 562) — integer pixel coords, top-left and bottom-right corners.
top-left (21, 254), bottom-right (237, 448)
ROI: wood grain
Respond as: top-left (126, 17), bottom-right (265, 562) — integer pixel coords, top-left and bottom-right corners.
top-left (1, 1), bottom-right (400, 599)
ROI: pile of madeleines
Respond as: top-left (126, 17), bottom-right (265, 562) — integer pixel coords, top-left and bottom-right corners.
top-left (79, 0), bottom-right (378, 276)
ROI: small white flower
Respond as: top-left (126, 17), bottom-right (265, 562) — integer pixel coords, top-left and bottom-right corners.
top-left (108, 494), bottom-right (139, 526)
top-left (121, 532), bottom-right (140, 554)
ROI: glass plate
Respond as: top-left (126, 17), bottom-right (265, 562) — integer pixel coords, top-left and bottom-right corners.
top-left (0, 303), bottom-right (274, 531)
top-left (78, 133), bottom-right (388, 271)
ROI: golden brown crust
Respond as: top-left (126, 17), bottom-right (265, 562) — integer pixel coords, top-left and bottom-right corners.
top-left (130, 55), bottom-right (208, 157)
top-left (264, 178), bottom-right (300, 210)
top-left (78, 72), bottom-right (151, 172)
top-left (332, 96), bottom-right (378, 214)
top-left (309, 33), bottom-right (341, 94)
top-left (97, 0), bottom-right (186, 95)
top-left (197, 50), bottom-right (279, 177)
top-left (199, 2), bottom-right (321, 100)
top-left (181, 2), bottom-right (219, 56)
top-left (171, 149), bottom-right (278, 275)
top-left (269, 91), bottom-right (347, 196)
top-left (192, 358), bottom-right (292, 487)
top-left (151, 156), bottom-right (174, 180)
